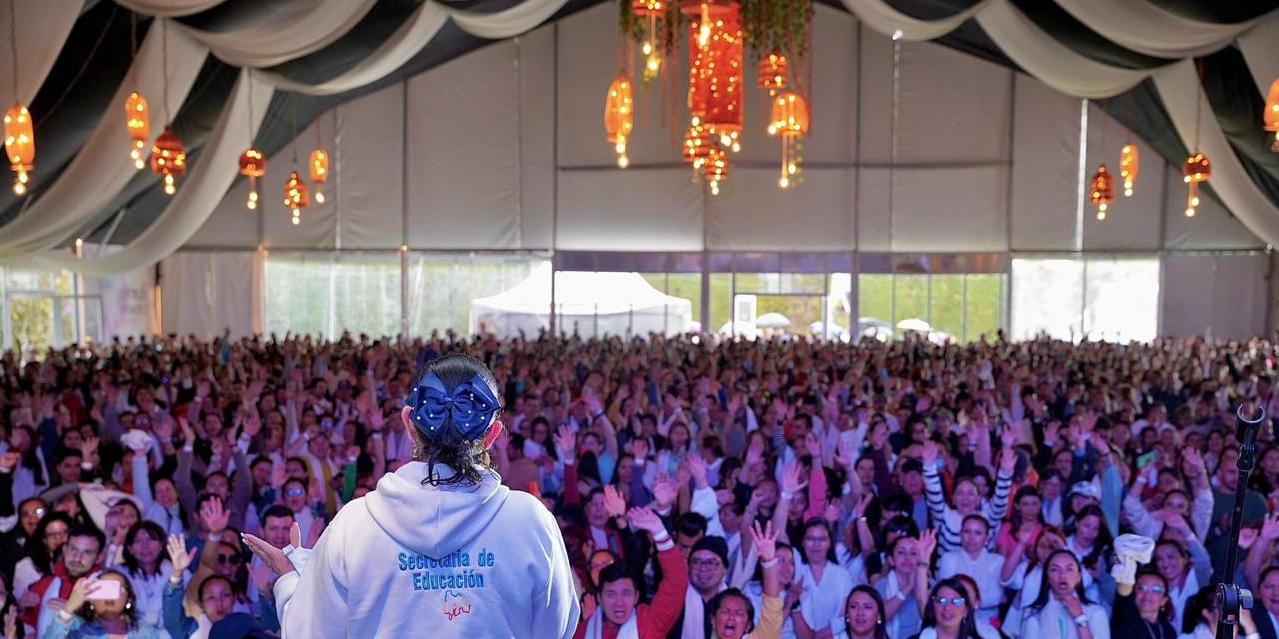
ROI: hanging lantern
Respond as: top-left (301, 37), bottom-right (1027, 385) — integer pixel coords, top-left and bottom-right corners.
top-left (1119, 143), bottom-right (1139, 197)
top-left (1182, 152), bottom-right (1211, 218)
top-left (283, 170), bottom-right (309, 225)
top-left (1089, 164), bottom-right (1114, 220)
top-left (683, 123), bottom-right (713, 170)
top-left (150, 127), bottom-right (186, 196)
top-left (757, 51), bottom-right (788, 96)
top-left (125, 92), bottom-right (150, 170)
top-left (632, 0), bottom-right (665, 81)
top-left (4, 103), bottom-right (34, 196)
top-left (238, 148), bottom-right (267, 210)
top-left (604, 76), bottom-right (635, 168)
top-left (309, 148), bottom-right (330, 203)
top-left (686, 1), bottom-right (743, 154)
top-left (768, 91), bottom-right (809, 189)
top-left (1265, 77), bottom-right (1279, 153)
top-left (703, 144), bottom-right (728, 195)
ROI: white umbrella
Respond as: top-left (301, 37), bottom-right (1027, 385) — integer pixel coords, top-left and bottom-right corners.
top-left (897, 318), bottom-right (932, 332)
top-left (756, 312), bottom-right (791, 328)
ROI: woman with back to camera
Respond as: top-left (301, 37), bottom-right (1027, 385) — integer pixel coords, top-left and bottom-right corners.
top-left (245, 354), bottom-right (579, 638)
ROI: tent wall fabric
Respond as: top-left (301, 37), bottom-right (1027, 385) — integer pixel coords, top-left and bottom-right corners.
top-left (186, 3), bottom-right (1264, 256)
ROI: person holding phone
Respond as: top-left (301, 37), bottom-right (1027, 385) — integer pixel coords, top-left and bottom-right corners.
top-left (44, 569), bottom-right (161, 639)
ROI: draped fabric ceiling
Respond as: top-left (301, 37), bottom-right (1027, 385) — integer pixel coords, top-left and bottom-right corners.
top-left (2, 0), bottom-right (1278, 274)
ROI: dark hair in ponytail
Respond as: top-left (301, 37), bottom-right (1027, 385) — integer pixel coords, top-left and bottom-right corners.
top-left (411, 354), bottom-right (502, 487)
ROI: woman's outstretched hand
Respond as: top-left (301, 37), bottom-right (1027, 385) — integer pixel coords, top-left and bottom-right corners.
top-left (243, 521), bottom-right (304, 576)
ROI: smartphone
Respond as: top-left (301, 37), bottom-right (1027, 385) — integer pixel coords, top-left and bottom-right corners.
top-left (87, 579), bottom-right (122, 601)
top-left (1136, 451), bottom-right (1159, 470)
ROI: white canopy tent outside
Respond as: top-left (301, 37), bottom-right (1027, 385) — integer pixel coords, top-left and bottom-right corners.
top-left (470, 263), bottom-right (693, 338)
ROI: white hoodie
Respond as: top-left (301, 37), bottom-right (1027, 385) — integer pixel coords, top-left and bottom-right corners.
top-left (273, 462), bottom-right (580, 638)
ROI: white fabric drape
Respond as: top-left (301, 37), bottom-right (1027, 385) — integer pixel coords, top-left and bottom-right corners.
top-left (1051, 0), bottom-right (1271, 58)
top-left (0, 22), bottom-right (209, 258)
top-left (259, 3), bottom-right (449, 95)
top-left (35, 70), bottom-right (274, 274)
top-left (840, 0), bottom-right (987, 41)
top-left (114, 0), bottom-right (225, 18)
top-left (1236, 13), bottom-right (1279, 108)
top-left (179, 0), bottom-right (378, 68)
top-left (0, 0), bottom-right (81, 104)
top-left (1151, 60), bottom-right (1279, 246)
top-left (257, 0), bottom-right (570, 95)
top-left (974, 0), bottom-right (1154, 99)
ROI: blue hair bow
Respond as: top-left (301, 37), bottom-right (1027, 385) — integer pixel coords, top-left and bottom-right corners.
top-left (405, 373), bottom-right (501, 443)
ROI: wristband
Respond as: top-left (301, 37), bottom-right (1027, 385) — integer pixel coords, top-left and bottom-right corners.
top-left (760, 558), bottom-right (779, 569)
top-left (651, 531), bottom-right (671, 543)
top-left (893, 591), bottom-right (907, 602)
top-left (169, 575), bottom-right (183, 586)
top-left (1073, 615), bottom-right (1089, 627)
top-left (780, 491), bottom-right (794, 501)
top-left (57, 609), bottom-right (73, 623)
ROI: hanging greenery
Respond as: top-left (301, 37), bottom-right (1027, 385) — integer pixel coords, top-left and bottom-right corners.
top-left (620, 0), bottom-right (808, 62)
top-left (739, 0), bottom-right (811, 61)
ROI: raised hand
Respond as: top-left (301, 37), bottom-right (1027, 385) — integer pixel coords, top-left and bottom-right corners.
top-left (917, 529), bottom-right (937, 560)
top-left (999, 445), bottom-right (1017, 474)
top-left (852, 493), bottom-right (873, 519)
top-left (62, 575), bottom-right (97, 617)
top-left (627, 507), bottom-right (666, 537)
top-left (751, 520), bottom-right (779, 563)
top-left (836, 438), bottom-right (856, 470)
top-left (1260, 511), bottom-right (1279, 541)
top-left (167, 534), bottom-right (197, 575)
top-left (3, 606), bottom-right (16, 639)
top-left (555, 426), bottom-right (576, 462)
top-left (780, 462), bottom-right (808, 496)
top-left (603, 485), bottom-right (627, 518)
top-left (652, 475), bottom-right (678, 511)
top-left (200, 497), bottom-right (229, 536)
top-left (824, 502), bottom-right (842, 523)
top-left (242, 522), bottom-right (301, 576)
top-left (687, 453), bottom-right (709, 489)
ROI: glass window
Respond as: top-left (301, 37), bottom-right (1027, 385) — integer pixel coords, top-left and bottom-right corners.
top-left (709, 273), bottom-right (733, 333)
top-left (929, 275), bottom-right (965, 341)
top-left (1083, 259), bottom-right (1159, 343)
top-left (409, 254), bottom-right (545, 337)
top-left (1011, 258), bottom-right (1084, 341)
top-left (265, 253), bottom-right (334, 337)
top-left (892, 275), bottom-right (929, 335)
top-left (641, 274), bottom-right (703, 326)
top-left (333, 253), bottom-right (402, 337)
top-left (965, 274), bottom-right (1004, 342)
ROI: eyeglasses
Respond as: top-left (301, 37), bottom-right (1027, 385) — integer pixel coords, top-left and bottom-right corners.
top-left (23, 507), bottom-right (45, 519)
top-left (933, 596), bottom-right (967, 608)
top-left (1138, 585), bottom-right (1166, 595)
top-left (690, 558), bottom-right (723, 569)
top-left (285, 488), bottom-right (305, 497)
top-left (216, 554), bottom-right (241, 565)
top-left (44, 528), bottom-right (69, 540)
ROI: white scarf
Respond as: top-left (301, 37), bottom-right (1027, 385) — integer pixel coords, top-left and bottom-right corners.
top-left (585, 607), bottom-right (639, 639)
top-left (683, 583), bottom-right (726, 639)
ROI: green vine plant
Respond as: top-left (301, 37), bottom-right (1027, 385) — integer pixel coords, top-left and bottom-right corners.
top-left (619, 0), bottom-right (811, 63)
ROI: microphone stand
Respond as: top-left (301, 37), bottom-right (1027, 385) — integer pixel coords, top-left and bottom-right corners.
top-left (1216, 403), bottom-right (1267, 639)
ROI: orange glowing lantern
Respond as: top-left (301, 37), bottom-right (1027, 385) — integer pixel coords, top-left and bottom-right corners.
top-left (1265, 78), bottom-right (1279, 153)
top-left (309, 148), bottom-right (329, 203)
top-left (4, 103), bottom-right (34, 196)
top-left (683, 124), bottom-right (713, 169)
top-left (1182, 152), bottom-right (1210, 217)
top-left (239, 148), bottom-right (266, 210)
top-left (125, 92), bottom-right (150, 170)
top-left (283, 171), bottom-right (309, 225)
top-left (685, 1), bottom-right (743, 153)
top-left (1089, 164), bottom-right (1114, 220)
top-left (632, 0), bottom-right (665, 80)
top-left (1119, 143), bottom-right (1139, 197)
top-left (768, 91), bottom-right (809, 189)
top-left (703, 145), bottom-right (728, 195)
top-left (150, 127), bottom-right (186, 195)
top-left (604, 76), bottom-right (635, 168)
top-left (758, 52), bottom-right (788, 95)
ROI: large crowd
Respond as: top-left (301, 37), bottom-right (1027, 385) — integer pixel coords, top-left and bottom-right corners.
top-left (2, 331), bottom-right (1279, 639)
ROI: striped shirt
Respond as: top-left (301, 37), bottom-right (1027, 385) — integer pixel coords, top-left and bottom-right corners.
top-left (923, 464), bottom-right (1013, 554)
